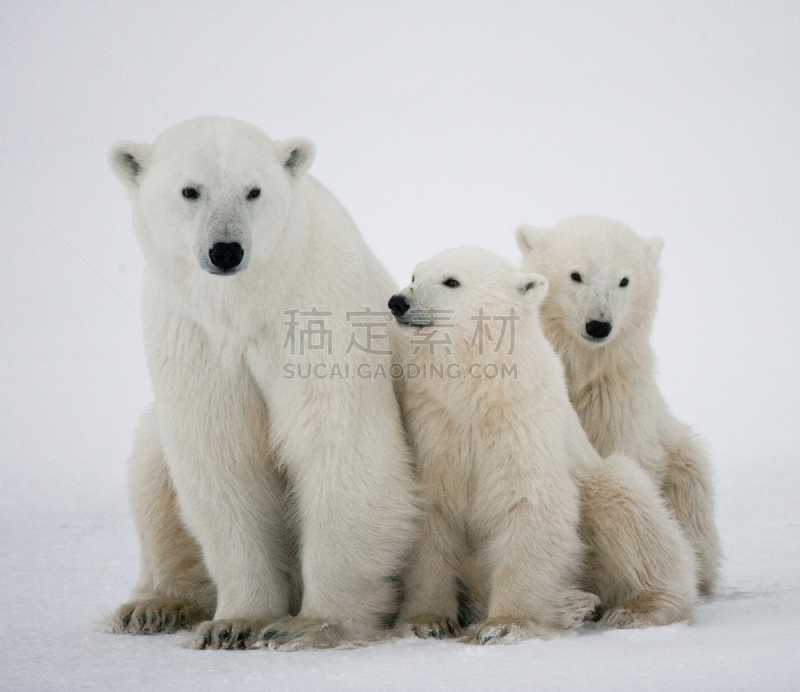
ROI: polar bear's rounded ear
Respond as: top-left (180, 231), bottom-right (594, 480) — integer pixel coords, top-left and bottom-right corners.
top-left (277, 136), bottom-right (316, 178)
top-left (108, 140), bottom-right (153, 187)
top-left (644, 236), bottom-right (664, 264)
top-left (513, 273), bottom-right (549, 305)
top-left (516, 224), bottom-right (546, 255)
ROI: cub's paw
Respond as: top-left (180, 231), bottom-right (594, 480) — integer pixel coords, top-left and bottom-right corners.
top-left (599, 602), bottom-right (686, 630)
top-left (463, 618), bottom-right (539, 645)
top-left (598, 591), bottom-right (691, 630)
top-left (598, 608), bottom-right (650, 629)
top-left (404, 615), bottom-right (462, 640)
top-left (105, 599), bottom-right (209, 635)
top-left (253, 616), bottom-right (360, 651)
top-left (190, 619), bottom-right (268, 650)
top-left (553, 589), bottom-right (600, 630)
top-left (463, 591), bottom-right (598, 646)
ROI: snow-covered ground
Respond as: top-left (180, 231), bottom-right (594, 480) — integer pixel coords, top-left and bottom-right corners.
top-left (1, 1), bottom-right (798, 689)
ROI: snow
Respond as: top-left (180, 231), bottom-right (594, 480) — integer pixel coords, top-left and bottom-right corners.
top-left (1, 1), bottom-right (799, 689)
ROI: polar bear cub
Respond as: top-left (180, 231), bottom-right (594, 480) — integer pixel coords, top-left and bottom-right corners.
top-left (517, 216), bottom-right (721, 597)
top-left (389, 247), bottom-right (599, 644)
top-left (389, 247), bottom-right (698, 638)
top-left (106, 117), bottom-right (419, 650)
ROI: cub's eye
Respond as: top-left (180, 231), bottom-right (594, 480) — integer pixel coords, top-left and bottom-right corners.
top-left (247, 187), bottom-right (261, 200)
top-left (570, 272), bottom-right (582, 283)
top-left (443, 278), bottom-right (460, 288)
top-left (619, 277), bottom-right (629, 287)
top-left (182, 187), bottom-right (199, 199)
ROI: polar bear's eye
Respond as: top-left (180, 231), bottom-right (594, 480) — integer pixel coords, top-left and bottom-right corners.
top-left (570, 272), bottom-right (582, 283)
top-left (182, 187), bottom-right (199, 200)
top-left (247, 187), bottom-right (261, 200)
top-left (619, 277), bottom-right (629, 287)
top-left (443, 278), bottom-right (460, 288)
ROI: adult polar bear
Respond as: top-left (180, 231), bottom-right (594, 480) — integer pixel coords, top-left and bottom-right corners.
top-left (517, 216), bottom-right (721, 597)
top-left (107, 117), bottom-right (419, 650)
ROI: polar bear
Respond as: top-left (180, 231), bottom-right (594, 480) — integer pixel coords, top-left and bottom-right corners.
top-left (517, 216), bottom-right (721, 597)
top-left (105, 117), bottom-right (419, 650)
top-left (388, 247), bottom-right (696, 641)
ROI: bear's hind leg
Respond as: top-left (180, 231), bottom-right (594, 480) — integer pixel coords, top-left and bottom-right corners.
top-left (662, 433), bottom-right (722, 598)
top-left (106, 406), bottom-right (215, 635)
top-left (580, 453), bottom-right (697, 629)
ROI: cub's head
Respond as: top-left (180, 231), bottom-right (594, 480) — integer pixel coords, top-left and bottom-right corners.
top-left (109, 116), bottom-right (315, 276)
top-left (516, 216), bottom-right (662, 347)
top-left (388, 246), bottom-right (548, 356)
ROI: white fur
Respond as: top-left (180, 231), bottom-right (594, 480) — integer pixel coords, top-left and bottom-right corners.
top-left (393, 247), bottom-right (600, 644)
top-left (106, 117), bottom-right (419, 650)
top-left (517, 215), bottom-right (722, 598)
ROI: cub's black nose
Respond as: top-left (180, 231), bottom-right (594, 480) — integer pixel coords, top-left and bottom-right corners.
top-left (388, 294), bottom-right (410, 317)
top-left (586, 320), bottom-right (612, 339)
top-left (209, 242), bottom-right (244, 271)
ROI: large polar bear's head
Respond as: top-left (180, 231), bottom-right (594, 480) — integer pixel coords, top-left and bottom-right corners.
top-left (388, 246), bottom-right (548, 359)
top-left (516, 216), bottom-right (663, 347)
top-left (109, 117), bottom-right (315, 276)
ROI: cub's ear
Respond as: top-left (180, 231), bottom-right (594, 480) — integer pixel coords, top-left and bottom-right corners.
top-left (644, 236), bottom-right (664, 264)
top-left (108, 140), bottom-right (153, 187)
top-left (277, 136), bottom-right (316, 178)
top-left (513, 272), bottom-right (549, 305)
top-left (515, 224), bottom-right (547, 255)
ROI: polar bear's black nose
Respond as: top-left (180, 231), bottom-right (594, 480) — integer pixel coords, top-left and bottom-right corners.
top-left (209, 242), bottom-right (244, 271)
top-left (388, 294), bottom-right (410, 317)
top-left (586, 321), bottom-right (612, 339)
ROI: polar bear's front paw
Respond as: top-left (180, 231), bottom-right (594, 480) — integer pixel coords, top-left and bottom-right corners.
top-left (404, 615), bottom-right (462, 639)
top-left (253, 616), bottom-right (359, 651)
top-left (598, 608), bottom-right (649, 629)
top-left (190, 619), bottom-right (268, 650)
top-left (105, 599), bottom-right (209, 635)
top-left (599, 602), bottom-right (683, 629)
top-left (463, 591), bottom-right (598, 646)
top-left (553, 589), bottom-right (601, 630)
top-left (463, 618), bottom-right (537, 645)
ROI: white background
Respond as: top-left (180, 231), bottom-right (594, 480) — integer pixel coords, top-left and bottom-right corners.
top-left (1, 1), bottom-right (798, 690)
